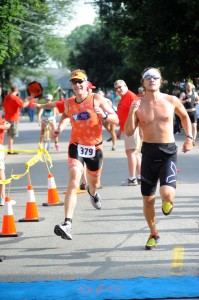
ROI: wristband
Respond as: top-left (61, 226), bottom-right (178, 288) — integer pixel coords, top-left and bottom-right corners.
top-left (186, 135), bottom-right (193, 140)
top-left (103, 112), bottom-right (108, 120)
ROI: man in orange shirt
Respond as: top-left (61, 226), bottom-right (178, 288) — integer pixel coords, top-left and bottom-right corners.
top-left (53, 69), bottom-right (119, 240)
top-left (2, 84), bottom-right (30, 154)
top-left (114, 80), bottom-right (141, 186)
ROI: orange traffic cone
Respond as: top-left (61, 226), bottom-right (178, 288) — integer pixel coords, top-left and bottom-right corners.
top-left (19, 185), bottom-right (45, 222)
top-left (76, 187), bottom-right (86, 194)
top-left (63, 186), bottom-right (86, 195)
top-left (43, 173), bottom-right (64, 206)
top-left (0, 196), bottom-right (22, 237)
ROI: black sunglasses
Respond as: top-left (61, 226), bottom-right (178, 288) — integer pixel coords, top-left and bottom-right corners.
top-left (71, 79), bottom-right (85, 84)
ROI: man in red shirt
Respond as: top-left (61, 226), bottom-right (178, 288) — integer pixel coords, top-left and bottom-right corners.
top-left (2, 84), bottom-right (30, 154)
top-left (114, 79), bottom-right (141, 186)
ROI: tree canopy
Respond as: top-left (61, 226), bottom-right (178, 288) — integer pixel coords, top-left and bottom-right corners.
top-left (0, 0), bottom-right (73, 88)
top-left (67, 0), bottom-right (199, 90)
top-left (1, 0), bottom-right (199, 92)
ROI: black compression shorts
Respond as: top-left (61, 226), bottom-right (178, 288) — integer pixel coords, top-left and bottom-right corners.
top-left (141, 142), bottom-right (177, 196)
top-left (68, 143), bottom-right (103, 172)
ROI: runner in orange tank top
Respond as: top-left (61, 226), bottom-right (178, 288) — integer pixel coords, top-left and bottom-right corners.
top-left (68, 93), bottom-right (103, 147)
top-left (35, 82), bottom-right (100, 190)
top-left (53, 69), bottom-right (119, 240)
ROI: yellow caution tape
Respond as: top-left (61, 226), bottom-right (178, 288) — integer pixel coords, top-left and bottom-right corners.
top-left (0, 144), bottom-right (53, 184)
top-left (25, 152), bottom-right (42, 168)
top-left (1, 178), bottom-right (12, 184)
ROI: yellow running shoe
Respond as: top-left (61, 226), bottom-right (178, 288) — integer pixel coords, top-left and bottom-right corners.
top-left (162, 201), bottom-right (173, 216)
top-left (145, 234), bottom-right (160, 250)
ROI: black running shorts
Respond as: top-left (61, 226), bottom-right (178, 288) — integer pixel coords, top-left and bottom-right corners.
top-left (141, 142), bottom-right (177, 196)
top-left (68, 143), bottom-right (103, 172)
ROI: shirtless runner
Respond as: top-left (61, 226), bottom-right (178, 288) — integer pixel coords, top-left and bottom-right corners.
top-left (125, 67), bottom-right (193, 250)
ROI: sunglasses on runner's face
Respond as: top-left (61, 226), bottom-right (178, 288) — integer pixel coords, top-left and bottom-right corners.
top-left (144, 75), bottom-right (160, 80)
top-left (71, 79), bottom-right (85, 84)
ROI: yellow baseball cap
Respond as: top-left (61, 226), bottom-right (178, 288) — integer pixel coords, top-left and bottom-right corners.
top-left (69, 71), bottom-right (87, 81)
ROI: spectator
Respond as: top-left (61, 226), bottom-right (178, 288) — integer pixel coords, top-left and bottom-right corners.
top-left (196, 102), bottom-right (199, 130)
top-left (102, 97), bottom-right (117, 151)
top-left (37, 94), bottom-right (60, 151)
top-left (172, 87), bottom-right (182, 134)
top-left (2, 85), bottom-right (30, 154)
top-left (114, 79), bottom-right (141, 186)
top-left (179, 82), bottom-right (199, 145)
top-left (137, 86), bottom-right (145, 97)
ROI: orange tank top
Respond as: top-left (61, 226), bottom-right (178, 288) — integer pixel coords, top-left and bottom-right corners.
top-left (68, 94), bottom-right (103, 146)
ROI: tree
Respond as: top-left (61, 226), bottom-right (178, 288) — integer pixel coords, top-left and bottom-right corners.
top-left (67, 26), bottom-right (124, 89)
top-left (45, 24), bottom-right (96, 68)
top-left (70, 0), bottom-right (199, 89)
top-left (0, 0), bottom-right (74, 88)
top-left (46, 75), bottom-right (58, 96)
top-left (0, 1), bottom-right (23, 63)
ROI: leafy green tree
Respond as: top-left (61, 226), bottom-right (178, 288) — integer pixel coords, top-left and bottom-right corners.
top-left (45, 38), bottom-right (67, 68)
top-left (96, 0), bottom-right (199, 84)
top-left (67, 25), bottom-right (123, 88)
top-left (45, 25), bottom-right (96, 68)
top-left (67, 24), bottom-right (140, 90)
top-left (0, 0), bottom-right (24, 63)
top-left (0, 0), bottom-right (74, 87)
top-left (46, 75), bottom-right (58, 96)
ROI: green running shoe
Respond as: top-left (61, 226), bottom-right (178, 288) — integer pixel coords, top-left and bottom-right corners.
top-left (162, 201), bottom-right (173, 216)
top-left (145, 234), bottom-right (160, 250)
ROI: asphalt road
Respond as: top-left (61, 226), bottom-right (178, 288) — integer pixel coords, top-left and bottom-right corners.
top-left (0, 116), bottom-right (199, 283)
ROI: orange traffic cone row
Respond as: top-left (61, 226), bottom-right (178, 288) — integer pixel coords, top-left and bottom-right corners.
top-left (0, 196), bottom-right (22, 237)
top-left (43, 173), bottom-right (64, 206)
top-left (19, 185), bottom-right (45, 222)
